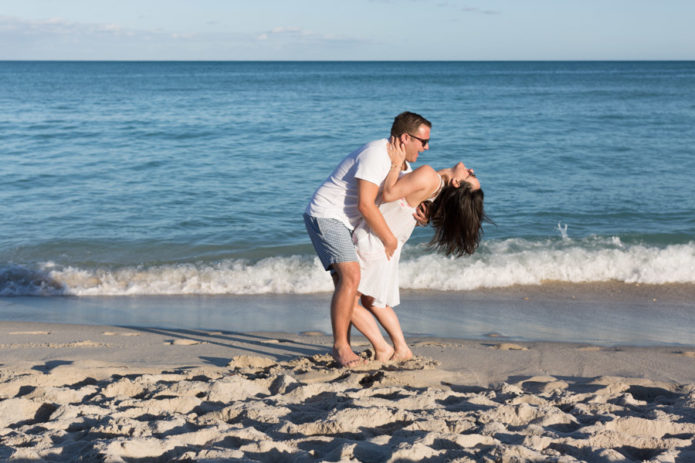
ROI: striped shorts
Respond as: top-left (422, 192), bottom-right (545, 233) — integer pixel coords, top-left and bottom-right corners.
top-left (303, 213), bottom-right (358, 271)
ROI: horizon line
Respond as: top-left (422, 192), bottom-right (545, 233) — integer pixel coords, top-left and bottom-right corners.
top-left (2, 59), bottom-right (694, 63)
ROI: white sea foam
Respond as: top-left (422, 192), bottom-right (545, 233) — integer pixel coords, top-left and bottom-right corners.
top-left (1, 238), bottom-right (694, 296)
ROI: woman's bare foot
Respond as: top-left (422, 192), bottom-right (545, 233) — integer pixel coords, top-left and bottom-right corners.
top-left (390, 346), bottom-right (413, 362)
top-left (332, 345), bottom-right (364, 368)
top-left (374, 344), bottom-right (395, 362)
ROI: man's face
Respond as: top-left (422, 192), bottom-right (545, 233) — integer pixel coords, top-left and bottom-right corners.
top-left (401, 124), bottom-right (430, 163)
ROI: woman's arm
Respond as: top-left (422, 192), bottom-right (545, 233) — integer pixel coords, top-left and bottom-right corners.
top-left (382, 139), bottom-right (439, 204)
top-left (381, 137), bottom-right (406, 201)
top-left (383, 165), bottom-right (440, 206)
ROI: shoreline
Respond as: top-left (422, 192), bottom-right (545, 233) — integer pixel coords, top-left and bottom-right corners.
top-left (2, 320), bottom-right (695, 461)
top-left (2, 282), bottom-right (694, 347)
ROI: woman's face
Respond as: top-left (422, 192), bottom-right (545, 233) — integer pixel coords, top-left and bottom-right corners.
top-left (443, 162), bottom-right (480, 191)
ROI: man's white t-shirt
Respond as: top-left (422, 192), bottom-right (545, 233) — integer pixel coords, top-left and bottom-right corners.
top-left (305, 138), bottom-right (412, 231)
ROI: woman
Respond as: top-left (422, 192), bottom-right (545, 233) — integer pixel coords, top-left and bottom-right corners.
top-left (351, 139), bottom-right (487, 361)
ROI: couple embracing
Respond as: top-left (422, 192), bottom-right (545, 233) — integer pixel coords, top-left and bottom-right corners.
top-left (304, 112), bottom-right (487, 367)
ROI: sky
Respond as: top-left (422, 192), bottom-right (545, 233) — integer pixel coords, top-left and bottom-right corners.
top-left (1, 0), bottom-right (694, 60)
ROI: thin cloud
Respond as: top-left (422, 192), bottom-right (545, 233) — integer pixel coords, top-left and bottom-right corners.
top-left (436, 2), bottom-right (500, 15)
top-left (0, 15), bottom-right (211, 59)
top-left (0, 14), bottom-right (367, 60)
top-left (460, 6), bottom-right (499, 15)
top-left (370, 0), bottom-right (499, 14)
top-left (1, 15), bottom-right (125, 36)
top-left (258, 26), bottom-right (307, 41)
top-left (256, 26), bottom-right (364, 45)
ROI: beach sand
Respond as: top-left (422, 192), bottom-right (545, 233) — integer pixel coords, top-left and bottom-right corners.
top-left (1, 321), bottom-right (694, 462)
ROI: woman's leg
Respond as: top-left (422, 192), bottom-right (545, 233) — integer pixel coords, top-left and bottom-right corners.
top-left (361, 295), bottom-right (413, 361)
top-left (350, 298), bottom-right (394, 361)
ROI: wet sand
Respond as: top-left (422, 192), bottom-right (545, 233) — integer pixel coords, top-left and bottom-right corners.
top-left (2, 282), bottom-right (694, 346)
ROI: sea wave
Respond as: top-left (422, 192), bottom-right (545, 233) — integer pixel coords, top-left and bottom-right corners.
top-left (1, 237), bottom-right (694, 296)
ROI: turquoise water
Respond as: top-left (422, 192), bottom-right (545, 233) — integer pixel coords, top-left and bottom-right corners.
top-left (1, 61), bottom-right (695, 296)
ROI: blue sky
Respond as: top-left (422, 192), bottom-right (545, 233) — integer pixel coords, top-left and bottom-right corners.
top-left (1, 0), bottom-right (693, 60)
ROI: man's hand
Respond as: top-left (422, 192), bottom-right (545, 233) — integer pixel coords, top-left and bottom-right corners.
top-left (358, 179), bottom-right (398, 260)
top-left (414, 201), bottom-right (432, 227)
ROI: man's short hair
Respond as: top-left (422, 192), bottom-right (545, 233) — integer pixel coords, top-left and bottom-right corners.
top-left (390, 111), bottom-right (432, 137)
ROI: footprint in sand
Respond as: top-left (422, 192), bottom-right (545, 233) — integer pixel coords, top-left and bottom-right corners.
top-left (9, 331), bottom-right (51, 335)
top-left (102, 331), bottom-right (140, 337)
top-left (299, 331), bottom-right (325, 336)
top-left (67, 340), bottom-right (105, 348)
top-left (46, 340), bottom-right (108, 348)
top-left (228, 355), bottom-right (276, 369)
top-left (413, 341), bottom-right (446, 348)
top-left (165, 339), bottom-right (202, 346)
top-left (261, 338), bottom-right (296, 344)
top-left (488, 343), bottom-right (528, 351)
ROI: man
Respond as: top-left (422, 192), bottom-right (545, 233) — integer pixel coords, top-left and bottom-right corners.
top-left (304, 111), bottom-right (431, 367)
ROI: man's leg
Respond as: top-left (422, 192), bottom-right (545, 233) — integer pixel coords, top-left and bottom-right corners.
top-left (329, 261), bottom-right (363, 367)
top-left (303, 214), bottom-right (364, 367)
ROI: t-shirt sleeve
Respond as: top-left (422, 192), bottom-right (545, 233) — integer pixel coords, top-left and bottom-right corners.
top-left (354, 142), bottom-right (390, 186)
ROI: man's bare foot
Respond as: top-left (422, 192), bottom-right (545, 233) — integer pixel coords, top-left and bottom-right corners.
top-left (390, 347), bottom-right (413, 362)
top-left (374, 344), bottom-right (395, 362)
top-left (332, 345), bottom-right (363, 368)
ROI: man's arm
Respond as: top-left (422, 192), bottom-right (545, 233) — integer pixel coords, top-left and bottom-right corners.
top-left (413, 201), bottom-right (431, 226)
top-left (357, 179), bottom-right (398, 259)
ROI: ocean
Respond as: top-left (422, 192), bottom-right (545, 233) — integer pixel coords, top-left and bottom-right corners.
top-left (1, 61), bottom-right (694, 344)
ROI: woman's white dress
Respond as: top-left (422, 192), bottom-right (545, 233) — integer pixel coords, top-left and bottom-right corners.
top-left (353, 198), bottom-right (416, 308)
top-left (353, 176), bottom-right (442, 308)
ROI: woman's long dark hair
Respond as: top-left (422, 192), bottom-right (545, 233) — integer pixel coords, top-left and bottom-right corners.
top-left (427, 182), bottom-right (488, 257)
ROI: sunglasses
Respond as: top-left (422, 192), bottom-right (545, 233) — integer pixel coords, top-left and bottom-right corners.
top-left (408, 133), bottom-right (430, 147)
